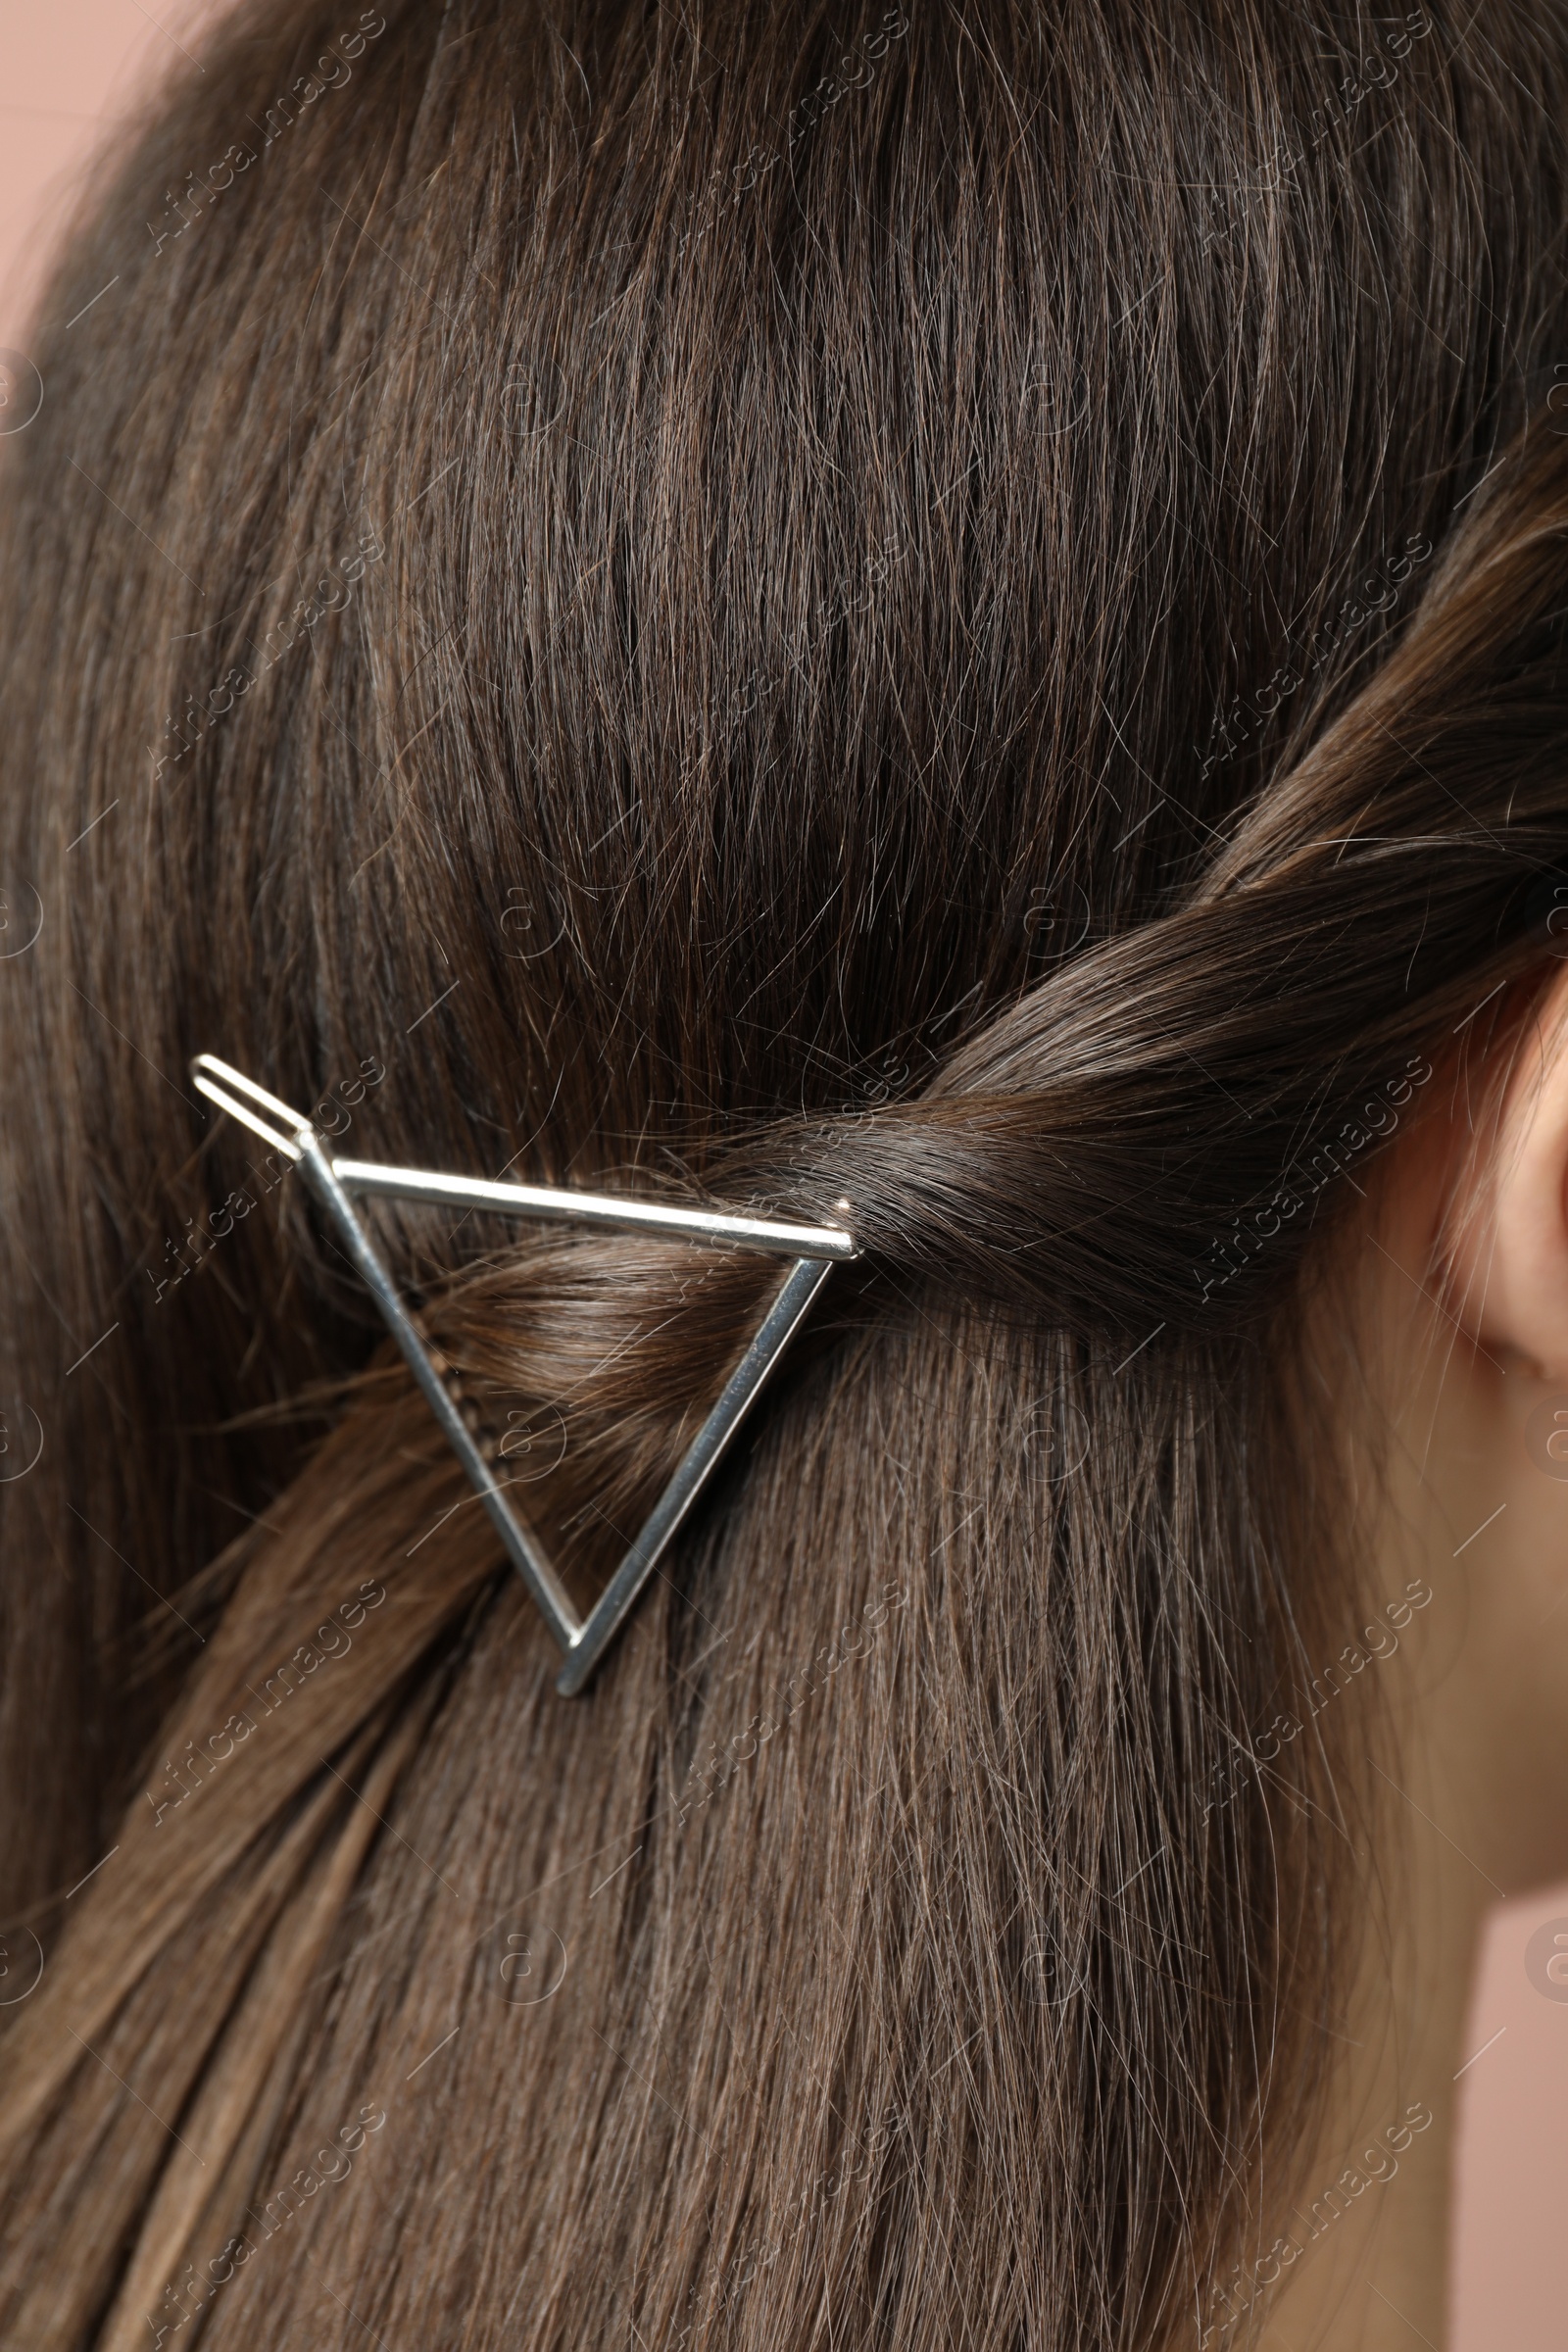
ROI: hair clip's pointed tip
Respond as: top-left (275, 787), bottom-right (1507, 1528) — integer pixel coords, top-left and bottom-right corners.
top-left (831, 1200), bottom-right (862, 1258)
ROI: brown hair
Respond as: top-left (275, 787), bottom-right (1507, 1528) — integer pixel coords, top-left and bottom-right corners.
top-left (4, 1), bottom-right (1568, 2343)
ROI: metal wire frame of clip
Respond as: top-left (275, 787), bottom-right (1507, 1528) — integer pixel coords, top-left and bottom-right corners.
top-left (190, 1054), bottom-right (858, 1695)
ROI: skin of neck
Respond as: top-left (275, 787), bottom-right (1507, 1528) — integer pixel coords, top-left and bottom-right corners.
top-left (1250, 1012), bottom-right (1568, 2351)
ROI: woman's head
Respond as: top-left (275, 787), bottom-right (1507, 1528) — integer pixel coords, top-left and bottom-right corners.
top-left (4, 1), bottom-right (1568, 2343)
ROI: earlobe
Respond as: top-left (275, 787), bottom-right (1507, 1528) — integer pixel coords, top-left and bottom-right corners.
top-left (1445, 963), bottom-right (1568, 1378)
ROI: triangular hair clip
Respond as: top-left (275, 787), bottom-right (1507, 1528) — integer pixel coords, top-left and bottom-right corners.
top-left (190, 1055), bottom-right (858, 1694)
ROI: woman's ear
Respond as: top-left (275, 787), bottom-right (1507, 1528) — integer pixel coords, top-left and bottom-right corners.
top-left (1446, 961), bottom-right (1568, 1379)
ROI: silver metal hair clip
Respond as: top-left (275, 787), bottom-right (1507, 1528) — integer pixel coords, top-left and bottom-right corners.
top-left (190, 1054), bottom-right (857, 1695)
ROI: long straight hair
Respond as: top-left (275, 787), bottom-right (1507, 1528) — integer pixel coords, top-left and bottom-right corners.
top-left (4, 2), bottom-right (1568, 2345)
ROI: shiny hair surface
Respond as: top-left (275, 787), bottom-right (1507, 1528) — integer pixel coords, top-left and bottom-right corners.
top-left (3, 2), bottom-right (1568, 2346)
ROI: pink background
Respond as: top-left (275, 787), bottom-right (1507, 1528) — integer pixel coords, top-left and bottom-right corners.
top-left (3, 5), bottom-right (1566, 2343)
top-left (0, 6), bottom-right (219, 340)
